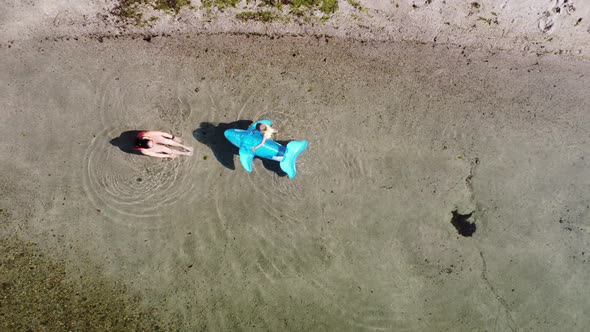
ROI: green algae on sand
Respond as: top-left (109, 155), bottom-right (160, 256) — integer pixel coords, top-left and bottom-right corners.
top-left (0, 238), bottom-right (165, 331)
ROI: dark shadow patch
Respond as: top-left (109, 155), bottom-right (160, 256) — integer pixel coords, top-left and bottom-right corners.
top-left (451, 210), bottom-right (476, 237)
top-left (110, 130), bottom-right (144, 155)
top-left (193, 121), bottom-right (251, 170)
top-left (193, 121), bottom-right (287, 177)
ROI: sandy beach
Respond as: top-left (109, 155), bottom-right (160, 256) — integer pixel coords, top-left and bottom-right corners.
top-left (1, 1), bottom-right (590, 331)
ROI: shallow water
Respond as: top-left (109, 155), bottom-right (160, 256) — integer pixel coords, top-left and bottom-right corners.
top-left (1, 35), bottom-right (590, 330)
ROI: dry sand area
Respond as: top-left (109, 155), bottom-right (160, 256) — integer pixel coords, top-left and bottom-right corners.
top-left (2, 1), bottom-right (590, 331)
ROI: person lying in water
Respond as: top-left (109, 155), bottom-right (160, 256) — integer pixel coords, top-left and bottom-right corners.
top-left (135, 131), bottom-right (193, 159)
top-left (250, 123), bottom-right (278, 152)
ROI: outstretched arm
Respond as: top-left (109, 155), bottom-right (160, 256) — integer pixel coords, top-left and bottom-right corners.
top-left (251, 137), bottom-right (267, 151)
top-left (151, 131), bottom-right (175, 140)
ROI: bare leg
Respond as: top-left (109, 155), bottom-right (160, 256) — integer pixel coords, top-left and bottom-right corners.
top-left (142, 150), bottom-right (176, 159)
top-left (159, 145), bottom-right (192, 157)
top-left (173, 150), bottom-right (193, 156)
top-left (160, 138), bottom-right (193, 152)
top-left (150, 145), bottom-right (177, 158)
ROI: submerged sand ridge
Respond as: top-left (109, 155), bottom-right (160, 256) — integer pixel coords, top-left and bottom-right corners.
top-left (1, 34), bottom-right (590, 330)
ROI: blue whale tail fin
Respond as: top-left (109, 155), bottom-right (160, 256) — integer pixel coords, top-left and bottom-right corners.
top-left (279, 140), bottom-right (308, 179)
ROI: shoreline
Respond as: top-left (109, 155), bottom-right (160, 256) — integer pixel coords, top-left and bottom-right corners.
top-left (2, 0), bottom-right (590, 60)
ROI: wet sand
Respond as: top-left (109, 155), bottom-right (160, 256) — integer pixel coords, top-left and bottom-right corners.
top-left (1, 34), bottom-right (590, 330)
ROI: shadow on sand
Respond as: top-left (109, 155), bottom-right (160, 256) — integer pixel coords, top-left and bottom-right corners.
top-left (193, 121), bottom-right (287, 177)
top-left (110, 130), bottom-right (143, 155)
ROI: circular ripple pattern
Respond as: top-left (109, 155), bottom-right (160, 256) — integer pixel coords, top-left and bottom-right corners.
top-left (195, 84), bottom-right (355, 329)
top-left (83, 127), bottom-right (198, 229)
top-left (82, 65), bottom-right (203, 229)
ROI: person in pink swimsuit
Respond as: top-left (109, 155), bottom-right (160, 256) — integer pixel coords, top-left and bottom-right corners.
top-left (135, 131), bottom-right (193, 159)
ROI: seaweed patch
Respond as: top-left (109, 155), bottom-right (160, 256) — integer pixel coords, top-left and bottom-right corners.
top-left (450, 210), bottom-right (477, 237)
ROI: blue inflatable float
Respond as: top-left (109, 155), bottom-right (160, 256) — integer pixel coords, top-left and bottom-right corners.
top-left (223, 120), bottom-right (308, 178)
